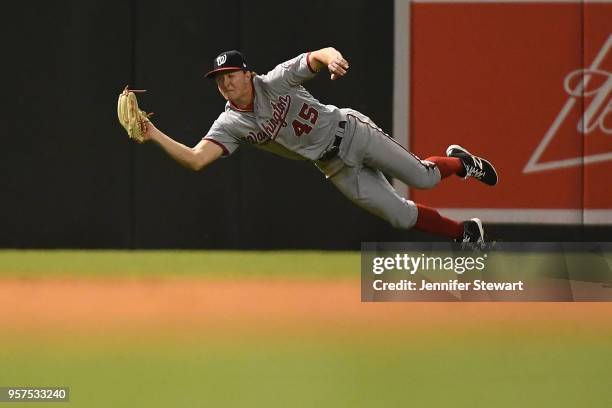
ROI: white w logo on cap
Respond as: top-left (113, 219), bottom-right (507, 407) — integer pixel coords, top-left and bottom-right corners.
top-left (216, 54), bottom-right (227, 66)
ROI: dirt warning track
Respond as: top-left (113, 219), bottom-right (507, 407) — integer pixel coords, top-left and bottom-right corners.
top-left (1, 278), bottom-right (611, 339)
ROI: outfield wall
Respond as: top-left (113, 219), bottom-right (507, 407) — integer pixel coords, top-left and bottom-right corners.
top-left (396, 0), bottom-right (612, 225)
top-left (2, 0), bottom-right (397, 248)
top-left (1, 0), bottom-right (610, 248)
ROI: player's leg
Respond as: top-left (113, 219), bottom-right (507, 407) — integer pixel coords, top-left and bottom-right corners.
top-left (348, 115), bottom-right (462, 189)
top-left (413, 203), bottom-right (484, 243)
top-left (328, 164), bottom-right (484, 242)
top-left (444, 145), bottom-right (498, 186)
top-left (329, 164), bottom-right (418, 229)
top-left (364, 133), bottom-right (498, 187)
top-left (344, 112), bottom-right (497, 187)
top-left (356, 121), bottom-right (442, 189)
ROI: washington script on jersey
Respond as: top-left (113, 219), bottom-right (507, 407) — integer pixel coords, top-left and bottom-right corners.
top-left (246, 130), bottom-right (268, 144)
top-left (261, 95), bottom-right (291, 138)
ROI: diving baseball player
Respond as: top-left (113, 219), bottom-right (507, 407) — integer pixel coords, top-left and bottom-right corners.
top-left (128, 48), bottom-right (498, 243)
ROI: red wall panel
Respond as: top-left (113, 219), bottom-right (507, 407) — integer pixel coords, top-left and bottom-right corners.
top-left (408, 2), bottom-right (611, 223)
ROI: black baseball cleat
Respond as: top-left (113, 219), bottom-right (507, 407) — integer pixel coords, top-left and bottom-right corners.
top-left (461, 218), bottom-right (485, 244)
top-left (446, 145), bottom-right (498, 186)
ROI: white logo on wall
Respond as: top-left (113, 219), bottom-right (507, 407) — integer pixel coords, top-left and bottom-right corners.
top-left (524, 34), bottom-right (612, 173)
top-left (216, 54), bottom-right (227, 66)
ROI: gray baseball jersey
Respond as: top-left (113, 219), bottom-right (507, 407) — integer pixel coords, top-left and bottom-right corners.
top-left (204, 53), bottom-right (343, 161)
top-left (203, 52), bottom-right (442, 230)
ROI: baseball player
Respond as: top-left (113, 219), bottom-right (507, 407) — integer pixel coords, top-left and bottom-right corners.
top-left (138, 48), bottom-right (498, 243)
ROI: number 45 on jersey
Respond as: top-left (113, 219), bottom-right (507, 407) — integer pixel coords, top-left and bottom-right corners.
top-left (292, 103), bottom-right (319, 137)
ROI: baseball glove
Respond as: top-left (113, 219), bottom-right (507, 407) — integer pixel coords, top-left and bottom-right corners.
top-left (117, 86), bottom-right (152, 143)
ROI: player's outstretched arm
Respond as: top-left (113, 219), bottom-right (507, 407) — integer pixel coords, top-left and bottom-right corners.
top-left (143, 121), bottom-right (223, 171)
top-left (308, 47), bottom-right (350, 80)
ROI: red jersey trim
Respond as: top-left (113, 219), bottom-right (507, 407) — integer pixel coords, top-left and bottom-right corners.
top-left (306, 52), bottom-right (317, 74)
top-left (204, 137), bottom-right (230, 156)
top-left (229, 101), bottom-right (254, 112)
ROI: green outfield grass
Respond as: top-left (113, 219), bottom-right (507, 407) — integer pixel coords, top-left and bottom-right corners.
top-left (2, 249), bottom-right (610, 282)
top-left (1, 250), bottom-right (612, 407)
top-left (1, 338), bottom-right (612, 408)
top-left (0, 250), bottom-right (359, 279)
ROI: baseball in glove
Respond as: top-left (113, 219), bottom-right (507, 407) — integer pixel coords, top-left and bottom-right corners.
top-left (117, 85), bottom-right (153, 143)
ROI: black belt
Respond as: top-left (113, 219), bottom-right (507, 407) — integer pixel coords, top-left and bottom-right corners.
top-left (318, 121), bottom-right (346, 162)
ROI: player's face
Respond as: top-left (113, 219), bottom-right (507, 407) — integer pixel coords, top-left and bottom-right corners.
top-left (215, 70), bottom-right (251, 103)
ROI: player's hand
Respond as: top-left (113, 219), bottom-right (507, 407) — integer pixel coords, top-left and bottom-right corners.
top-left (328, 52), bottom-right (349, 80)
top-left (141, 117), bottom-right (157, 142)
top-left (117, 86), bottom-right (154, 143)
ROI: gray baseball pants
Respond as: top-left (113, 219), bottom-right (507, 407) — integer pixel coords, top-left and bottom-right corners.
top-left (316, 109), bottom-right (441, 229)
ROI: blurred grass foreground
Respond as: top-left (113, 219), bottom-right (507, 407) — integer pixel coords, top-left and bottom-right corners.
top-left (0, 250), bottom-right (611, 408)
